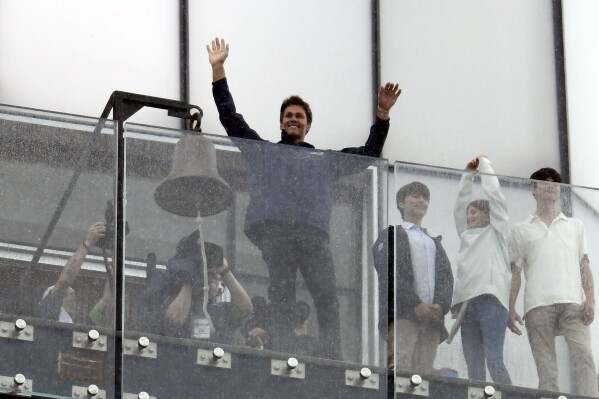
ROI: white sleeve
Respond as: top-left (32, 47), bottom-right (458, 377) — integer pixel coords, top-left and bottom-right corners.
top-left (454, 170), bottom-right (473, 236)
top-left (478, 157), bottom-right (509, 238)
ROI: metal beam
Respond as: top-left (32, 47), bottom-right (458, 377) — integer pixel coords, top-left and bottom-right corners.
top-left (179, 0), bottom-right (190, 130)
top-left (371, 0), bottom-right (381, 120)
top-left (552, 0), bottom-right (571, 184)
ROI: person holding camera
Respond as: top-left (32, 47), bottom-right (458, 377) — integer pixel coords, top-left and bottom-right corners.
top-left (139, 230), bottom-right (253, 344)
top-left (38, 222), bottom-right (106, 323)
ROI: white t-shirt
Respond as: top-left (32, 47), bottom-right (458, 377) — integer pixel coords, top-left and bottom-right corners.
top-left (42, 285), bottom-right (74, 323)
top-left (509, 213), bottom-right (587, 315)
top-left (452, 158), bottom-right (512, 310)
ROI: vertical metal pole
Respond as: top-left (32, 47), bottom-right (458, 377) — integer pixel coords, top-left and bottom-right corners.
top-left (371, 0), bottom-right (382, 118)
top-left (552, 0), bottom-right (570, 185)
top-left (552, 0), bottom-right (573, 218)
top-left (113, 116), bottom-right (126, 399)
top-left (179, 0), bottom-right (190, 131)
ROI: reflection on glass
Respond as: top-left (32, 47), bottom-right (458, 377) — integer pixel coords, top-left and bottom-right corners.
top-left (38, 222), bottom-right (110, 325)
top-left (137, 229), bottom-right (252, 343)
top-left (0, 108), bottom-right (116, 397)
top-left (137, 134), bottom-right (252, 344)
top-left (123, 124), bottom-right (388, 397)
top-left (128, 131), bottom-right (385, 357)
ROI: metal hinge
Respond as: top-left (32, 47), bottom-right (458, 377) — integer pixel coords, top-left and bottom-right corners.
top-left (0, 319), bottom-right (33, 342)
top-left (123, 392), bottom-right (156, 399)
top-left (196, 347), bottom-right (231, 369)
top-left (72, 384), bottom-right (106, 398)
top-left (0, 374), bottom-right (32, 397)
top-left (271, 357), bottom-right (305, 380)
top-left (123, 337), bottom-right (157, 359)
top-left (468, 385), bottom-right (502, 399)
top-left (344, 367), bottom-right (379, 390)
top-left (72, 330), bottom-right (107, 352)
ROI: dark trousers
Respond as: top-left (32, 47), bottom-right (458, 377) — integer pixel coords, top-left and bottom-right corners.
top-left (258, 223), bottom-right (341, 360)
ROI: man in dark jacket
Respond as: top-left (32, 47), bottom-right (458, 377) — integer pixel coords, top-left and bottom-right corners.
top-left (373, 182), bottom-right (453, 371)
top-left (207, 37), bottom-right (401, 360)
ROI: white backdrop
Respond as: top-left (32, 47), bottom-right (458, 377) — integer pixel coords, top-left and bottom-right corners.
top-left (0, 0), bottom-right (568, 182)
top-left (563, 0), bottom-right (599, 189)
top-left (0, 0), bottom-right (180, 127)
top-left (380, 0), bottom-right (560, 179)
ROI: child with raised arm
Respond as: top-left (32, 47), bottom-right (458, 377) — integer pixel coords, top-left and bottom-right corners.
top-left (451, 156), bottom-right (512, 384)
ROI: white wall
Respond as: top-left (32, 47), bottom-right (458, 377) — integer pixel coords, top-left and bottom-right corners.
top-left (563, 0), bottom-right (599, 189)
top-left (0, 0), bottom-right (180, 127)
top-left (0, 1), bottom-right (566, 181)
top-left (380, 0), bottom-right (561, 180)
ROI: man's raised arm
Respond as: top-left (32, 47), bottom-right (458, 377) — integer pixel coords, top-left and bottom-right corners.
top-left (53, 223), bottom-right (105, 294)
top-left (342, 82), bottom-right (401, 157)
top-left (206, 37), bottom-right (262, 141)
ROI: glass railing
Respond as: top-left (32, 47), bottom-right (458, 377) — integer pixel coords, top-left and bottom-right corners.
top-left (3, 103), bottom-right (598, 399)
top-left (0, 105), bottom-right (117, 398)
top-left (121, 123), bottom-right (389, 398)
top-left (393, 160), bottom-right (599, 398)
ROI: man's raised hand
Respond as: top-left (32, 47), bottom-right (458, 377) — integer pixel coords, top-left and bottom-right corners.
top-left (376, 83), bottom-right (401, 120)
top-left (378, 82), bottom-right (401, 107)
top-left (207, 37), bottom-right (229, 67)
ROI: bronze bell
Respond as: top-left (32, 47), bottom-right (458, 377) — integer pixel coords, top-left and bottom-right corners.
top-left (154, 134), bottom-right (233, 217)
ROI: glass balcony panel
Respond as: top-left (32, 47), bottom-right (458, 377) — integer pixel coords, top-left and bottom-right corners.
top-left (0, 105), bottom-right (117, 398)
top-left (123, 123), bottom-right (389, 398)
top-left (393, 160), bottom-right (599, 398)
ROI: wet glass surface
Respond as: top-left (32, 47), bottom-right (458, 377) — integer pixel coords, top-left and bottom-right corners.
top-left (0, 105), bottom-right (117, 398)
top-left (122, 123), bottom-right (389, 397)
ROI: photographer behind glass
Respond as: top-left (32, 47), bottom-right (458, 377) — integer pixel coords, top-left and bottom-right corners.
top-left (38, 222), bottom-right (106, 323)
top-left (139, 230), bottom-right (253, 344)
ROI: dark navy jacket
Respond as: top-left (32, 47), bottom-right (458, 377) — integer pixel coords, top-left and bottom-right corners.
top-left (212, 78), bottom-right (390, 245)
top-left (373, 225), bottom-right (453, 342)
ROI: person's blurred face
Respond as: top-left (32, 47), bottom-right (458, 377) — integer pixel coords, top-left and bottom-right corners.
top-left (466, 205), bottom-right (490, 229)
top-left (62, 287), bottom-right (76, 315)
top-left (208, 274), bottom-right (223, 298)
top-left (280, 105), bottom-right (310, 142)
top-left (399, 193), bottom-right (429, 222)
top-left (532, 177), bottom-right (560, 204)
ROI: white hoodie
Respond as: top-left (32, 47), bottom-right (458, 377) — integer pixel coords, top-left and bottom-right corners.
top-left (451, 157), bottom-right (512, 310)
